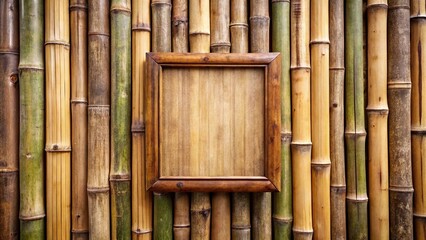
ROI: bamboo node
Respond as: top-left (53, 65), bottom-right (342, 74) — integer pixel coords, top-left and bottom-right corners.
top-left (110, 174), bottom-right (131, 181)
top-left (45, 40), bottom-right (71, 47)
top-left (18, 65), bottom-right (44, 71)
top-left (19, 213), bottom-right (46, 221)
top-left (211, 42), bottom-right (231, 47)
top-left (231, 224), bottom-right (251, 230)
top-left (189, 31), bottom-right (210, 36)
top-left (88, 105), bottom-right (110, 109)
top-left (131, 125), bottom-right (145, 133)
top-left (387, 81), bottom-right (411, 89)
top-left (87, 187), bottom-right (110, 193)
top-left (389, 186), bottom-right (414, 193)
top-left (132, 24), bottom-right (151, 32)
top-left (71, 98), bottom-right (88, 104)
top-left (0, 168), bottom-right (19, 173)
top-left (292, 228), bottom-right (314, 234)
top-left (45, 144), bottom-right (72, 152)
top-left (346, 196), bottom-right (368, 202)
top-left (271, 0), bottom-right (290, 3)
top-left (151, 2), bottom-right (172, 7)
top-left (366, 3), bottom-right (388, 10)
top-left (110, 6), bottom-right (131, 14)
top-left (344, 131), bottom-right (367, 137)
top-left (311, 161), bottom-right (332, 167)
top-left (281, 132), bottom-right (292, 142)
top-left (229, 23), bottom-right (249, 28)
top-left (388, 4), bottom-right (410, 10)
top-left (290, 66), bottom-right (310, 70)
top-left (272, 216), bottom-right (293, 223)
top-left (71, 229), bottom-right (89, 234)
top-left (249, 16), bottom-right (270, 21)
top-left (410, 15), bottom-right (426, 20)
top-left (411, 127), bottom-right (426, 135)
top-left (69, 3), bottom-right (88, 11)
top-left (365, 107), bottom-right (389, 115)
top-left (173, 224), bottom-right (191, 228)
top-left (310, 40), bottom-right (330, 45)
top-left (330, 185), bottom-right (346, 193)
top-left (0, 49), bottom-right (19, 55)
top-left (329, 67), bottom-right (345, 70)
top-left (88, 32), bottom-right (110, 37)
top-left (132, 229), bottom-right (153, 234)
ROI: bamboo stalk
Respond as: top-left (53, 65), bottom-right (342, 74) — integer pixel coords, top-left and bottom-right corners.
top-left (87, 0), bottom-right (111, 239)
top-left (131, 0), bottom-right (152, 239)
top-left (172, 1), bottom-right (190, 239)
top-left (70, 0), bottom-right (89, 239)
top-left (329, 0), bottom-right (346, 239)
top-left (345, 0), bottom-right (369, 238)
top-left (290, 0), bottom-right (313, 238)
top-left (388, 0), bottom-right (413, 238)
top-left (250, 1), bottom-right (271, 239)
top-left (367, 0), bottom-right (389, 238)
top-left (189, 1), bottom-right (211, 239)
top-left (19, 0), bottom-right (45, 238)
top-left (210, 1), bottom-right (231, 239)
top-left (230, 1), bottom-right (250, 239)
top-left (151, 1), bottom-right (173, 239)
top-left (110, 0), bottom-right (132, 239)
top-left (411, 0), bottom-right (426, 238)
top-left (271, 0), bottom-right (292, 239)
top-left (0, 0), bottom-right (19, 239)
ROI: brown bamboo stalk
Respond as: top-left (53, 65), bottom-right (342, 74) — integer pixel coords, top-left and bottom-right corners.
top-left (87, 0), bottom-right (110, 239)
top-left (189, 1), bottom-right (211, 239)
top-left (310, 0), bottom-right (331, 238)
top-left (70, 0), bottom-right (89, 239)
top-left (329, 0), bottom-right (346, 238)
top-left (131, 0), bottom-right (152, 239)
top-left (172, 1), bottom-right (190, 239)
top-left (250, 1), bottom-right (271, 239)
top-left (290, 0), bottom-right (313, 237)
top-left (367, 0), bottom-right (389, 238)
top-left (411, 0), bottom-right (426, 238)
top-left (210, 1), bottom-right (231, 239)
top-left (0, 0), bottom-right (19, 238)
top-left (388, 0), bottom-right (413, 238)
top-left (45, 0), bottom-right (71, 239)
top-left (230, 1), bottom-right (250, 238)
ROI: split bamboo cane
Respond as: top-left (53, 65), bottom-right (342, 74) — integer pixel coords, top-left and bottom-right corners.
top-left (87, 0), bottom-right (111, 239)
top-left (151, 1), bottom-right (173, 239)
top-left (0, 0), bottom-right (19, 239)
top-left (19, 0), bottom-right (45, 238)
top-left (189, 1), bottom-right (211, 239)
top-left (367, 0), bottom-right (389, 238)
top-left (70, 0), bottom-right (89, 239)
top-left (250, 1), bottom-right (271, 239)
top-left (411, 0), bottom-right (426, 238)
top-left (131, 0), bottom-right (152, 238)
top-left (271, 0), bottom-right (292, 239)
top-left (230, 1), bottom-right (251, 239)
top-left (345, 0), bottom-right (369, 238)
top-left (329, 0), bottom-right (346, 238)
top-left (110, 0), bottom-right (132, 239)
top-left (388, 0), bottom-right (413, 238)
top-left (210, 1), bottom-right (231, 239)
top-left (290, 0), bottom-right (313, 238)
top-left (172, 1), bottom-right (190, 239)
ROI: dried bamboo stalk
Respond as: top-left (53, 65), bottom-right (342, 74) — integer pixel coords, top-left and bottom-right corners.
top-left (131, 0), bottom-right (152, 239)
top-left (110, 0), bottom-right (132, 239)
top-left (210, 1), bottom-right (231, 239)
top-left (329, 0), bottom-right (346, 238)
top-left (290, 0), bottom-right (313, 238)
top-left (70, 0), bottom-right (89, 239)
top-left (271, 0), bottom-right (292, 239)
top-left (19, 0), bottom-right (45, 238)
top-left (230, 1), bottom-right (250, 239)
top-left (0, 0), bottom-right (19, 239)
top-left (388, 0), bottom-right (413, 238)
top-left (172, 1), bottom-right (190, 239)
top-left (88, 0), bottom-right (111, 239)
top-left (411, 0), bottom-right (426, 238)
top-left (367, 0), bottom-right (389, 238)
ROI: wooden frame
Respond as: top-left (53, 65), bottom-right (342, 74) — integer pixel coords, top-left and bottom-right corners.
top-left (145, 53), bottom-right (281, 192)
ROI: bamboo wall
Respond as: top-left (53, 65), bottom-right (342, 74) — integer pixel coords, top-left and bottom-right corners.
top-left (0, 0), bottom-right (423, 239)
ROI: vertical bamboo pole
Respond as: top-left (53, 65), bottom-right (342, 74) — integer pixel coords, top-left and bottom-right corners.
top-left (290, 0), bottom-right (313, 238)
top-left (329, 0), bottom-right (346, 238)
top-left (250, 1), bottom-right (271, 239)
top-left (345, 0), bottom-right (369, 238)
top-left (172, 1), bottom-right (190, 239)
top-left (70, 0), bottom-right (89, 239)
top-left (230, 1), bottom-right (250, 239)
top-left (151, 1), bottom-right (173, 239)
top-left (189, 1), bottom-right (211, 239)
top-left (131, 0), bottom-right (152, 239)
top-left (19, 0), bottom-right (45, 239)
top-left (367, 0), bottom-right (389, 238)
top-left (310, 0), bottom-right (331, 238)
top-left (110, 0), bottom-right (132, 239)
top-left (210, 1), bottom-right (231, 239)
top-left (0, 0), bottom-right (19, 239)
top-left (388, 0), bottom-right (413, 238)
top-left (271, 0), bottom-right (292, 239)
top-left (411, 0), bottom-right (426, 238)
top-left (87, 0), bottom-right (110, 239)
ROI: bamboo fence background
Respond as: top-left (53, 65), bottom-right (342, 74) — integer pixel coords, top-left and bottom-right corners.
top-left (1, 0), bottom-right (426, 239)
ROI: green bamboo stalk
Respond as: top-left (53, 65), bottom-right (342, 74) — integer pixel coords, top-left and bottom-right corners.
top-left (110, 0), bottom-right (132, 239)
top-left (345, 0), bottom-right (368, 238)
top-left (271, 0), bottom-right (292, 239)
top-left (0, 0), bottom-right (19, 239)
top-left (18, 0), bottom-right (45, 239)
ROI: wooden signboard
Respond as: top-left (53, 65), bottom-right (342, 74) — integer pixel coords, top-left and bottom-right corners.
top-left (145, 53), bottom-right (281, 192)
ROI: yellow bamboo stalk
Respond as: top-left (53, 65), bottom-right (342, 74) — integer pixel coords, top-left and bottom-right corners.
top-left (45, 0), bottom-right (71, 239)
top-left (367, 0), bottom-right (389, 238)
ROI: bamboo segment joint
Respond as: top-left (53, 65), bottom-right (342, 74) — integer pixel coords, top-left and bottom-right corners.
top-left (151, 2), bottom-right (172, 6)
top-left (388, 186), bottom-right (414, 193)
top-left (110, 7), bottom-right (131, 14)
top-left (281, 132), bottom-right (292, 142)
top-left (366, 3), bottom-right (388, 10)
top-left (272, 216), bottom-right (293, 223)
top-left (292, 228), bottom-right (314, 234)
top-left (173, 224), bottom-right (191, 228)
top-left (132, 229), bottom-right (153, 234)
top-left (88, 105), bottom-right (110, 109)
top-left (271, 0), bottom-right (290, 3)
top-left (71, 229), bottom-right (89, 234)
top-left (19, 214), bottom-right (46, 221)
top-left (310, 40), bottom-right (330, 45)
top-left (131, 125), bottom-right (145, 133)
top-left (411, 127), bottom-right (426, 134)
top-left (132, 24), bottom-right (151, 32)
top-left (346, 196), bottom-right (368, 202)
top-left (290, 66), bottom-right (311, 70)
top-left (0, 50), bottom-right (19, 55)
top-left (110, 174), bottom-right (131, 181)
top-left (344, 131), bottom-right (367, 137)
top-left (388, 4), bottom-right (410, 10)
top-left (365, 108), bottom-right (389, 114)
top-left (410, 16), bottom-right (426, 20)
top-left (189, 31), bottom-right (210, 36)
top-left (311, 161), bottom-right (332, 167)
top-left (87, 32), bottom-right (110, 37)
top-left (0, 168), bottom-right (18, 173)
top-left (69, 4), bottom-right (88, 11)
top-left (211, 42), bottom-right (231, 47)
top-left (387, 81), bottom-right (411, 89)
top-left (231, 224), bottom-right (251, 229)
top-left (330, 67), bottom-right (345, 70)
top-left (45, 41), bottom-right (71, 47)
top-left (18, 65), bottom-right (44, 71)
top-left (71, 98), bottom-right (88, 104)
top-left (413, 213), bottom-right (426, 218)
top-left (87, 187), bottom-right (110, 193)
top-left (229, 23), bottom-right (249, 28)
